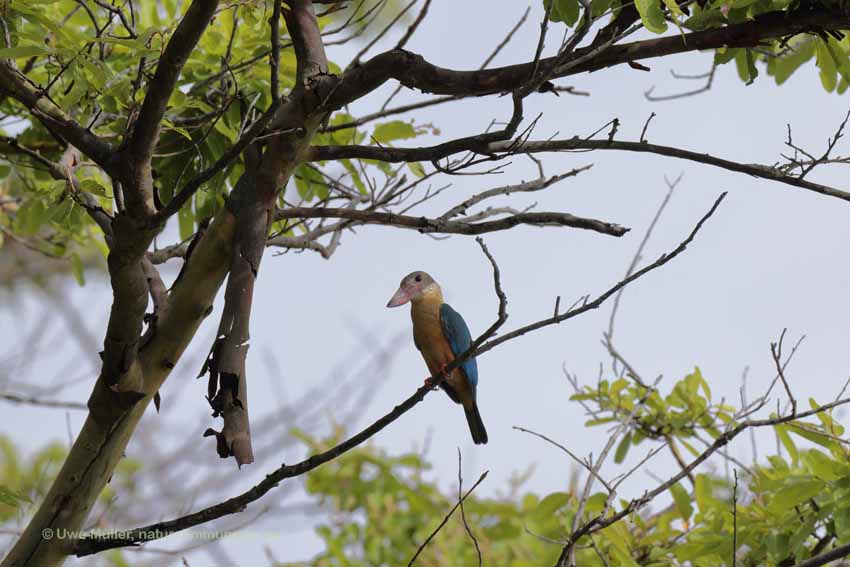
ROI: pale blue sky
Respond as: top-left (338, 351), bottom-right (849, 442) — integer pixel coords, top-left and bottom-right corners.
top-left (2, 2), bottom-right (849, 565)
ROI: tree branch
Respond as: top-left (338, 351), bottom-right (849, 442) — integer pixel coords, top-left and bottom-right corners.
top-left (407, 464), bottom-right (487, 566)
top-left (273, 206), bottom-right (628, 237)
top-left (475, 192), bottom-right (726, 357)
top-left (792, 542), bottom-right (850, 567)
top-left (0, 62), bottom-right (113, 169)
top-left (323, 9), bottom-right (849, 110)
top-left (0, 392), bottom-right (86, 411)
top-left (310, 138), bottom-right (850, 203)
top-left (128, 0), bottom-right (220, 167)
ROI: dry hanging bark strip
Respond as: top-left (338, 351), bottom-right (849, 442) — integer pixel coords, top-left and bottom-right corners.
top-left (198, 172), bottom-right (273, 467)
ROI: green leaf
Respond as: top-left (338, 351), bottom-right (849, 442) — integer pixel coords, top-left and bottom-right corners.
top-left (665, 8), bottom-right (686, 38)
top-left (694, 475), bottom-right (714, 511)
top-left (0, 486), bottom-right (30, 508)
top-left (18, 199), bottom-right (48, 236)
top-left (584, 492), bottom-right (608, 513)
top-left (372, 121), bottom-right (417, 144)
top-left (614, 430), bottom-right (632, 464)
top-left (768, 40), bottom-right (816, 85)
top-left (295, 164), bottom-right (328, 201)
top-left (408, 162), bottom-right (426, 178)
top-left (775, 424), bottom-right (798, 464)
top-left (79, 179), bottom-right (109, 197)
top-left (69, 252), bottom-right (85, 286)
top-left (823, 38), bottom-right (850, 87)
top-left (788, 423), bottom-right (840, 450)
top-left (535, 492), bottom-right (570, 517)
top-left (590, 0), bottom-right (614, 17)
top-left (803, 449), bottom-right (845, 481)
top-left (670, 482), bottom-right (694, 521)
top-left (683, 7), bottom-right (725, 31)
top-left (635, 0), bottom-right (667, 34)
top-left (816, 38), bottom-right (838, 92)
top-left (0, 45), bottom-right (51, 58)
top-left (715, 47), bottom-right (739, 66)
top-left (768, 478), bottom-right (823, 513)
top-left (735, 49), bottom-right (759, 85)
top-left (547, 0), bottom-right (580, 25)
top-left (178, 199), bottom-right (194, 241)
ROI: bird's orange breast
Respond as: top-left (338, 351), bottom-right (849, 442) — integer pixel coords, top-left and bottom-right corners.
top-left (411, 294), bottom-right (475, 407)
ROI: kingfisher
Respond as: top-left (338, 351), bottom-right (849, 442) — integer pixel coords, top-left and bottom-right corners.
top-left (387, 271), bottom-right (488, 445)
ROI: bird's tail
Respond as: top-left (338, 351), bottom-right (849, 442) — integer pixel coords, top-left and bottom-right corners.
top-left (464, 402), bottom-right (488, 445)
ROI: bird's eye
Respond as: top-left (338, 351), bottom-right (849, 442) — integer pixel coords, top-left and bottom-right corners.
top-left (414, 274), bottom-right (422, 282)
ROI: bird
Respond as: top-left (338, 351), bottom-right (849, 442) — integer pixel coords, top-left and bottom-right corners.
top-left (386, 271), bottom-right (488, 445)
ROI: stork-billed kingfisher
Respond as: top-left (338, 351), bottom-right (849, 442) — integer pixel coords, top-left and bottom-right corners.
top-left (387, 271), bottom-right (488, 445)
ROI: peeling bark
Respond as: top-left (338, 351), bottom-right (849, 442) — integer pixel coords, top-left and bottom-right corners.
top-left (200, 174), bottom-right (270, 467)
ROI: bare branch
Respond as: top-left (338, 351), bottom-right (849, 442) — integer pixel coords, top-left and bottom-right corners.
top-left (324, 10), bottom-right (848, 109)
top-left (475, 192), bottom-right (727, 358)
top-left (513, 426), bottom-right (614, 493)
top-left (0, 392), bottom-right (86, 411)
top-left (395, 0), bottom-right (431, 50)
top-left (607, 174), bottom-right (679, 374)
top-left (480, 7), bottom-right (531, 70)
top-left (645, 64), bottom-right (717, 101)
top-left (407, 468), bottom-right (488, 567)
top-left (439, 165), bottom-right (591, 220)
top-left (273, 204), bottom-right (627, 237)
top-left (270, 0), bottom-right (282, 102)
top-left (311, 137), bottom-right (850, 203)
top-left (456, 449), bottom-right (482, 567)
top-left (771, 328), bottom-right (797, 415)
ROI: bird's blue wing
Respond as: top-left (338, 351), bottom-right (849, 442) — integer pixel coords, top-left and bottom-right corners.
top-left (440, 303), bottom-right (478, 390)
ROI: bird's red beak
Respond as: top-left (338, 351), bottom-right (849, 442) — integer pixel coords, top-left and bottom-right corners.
top-left (386, 286), bottom-right (411, 308)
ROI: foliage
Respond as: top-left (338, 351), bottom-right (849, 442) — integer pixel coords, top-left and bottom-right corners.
top-left (0, 435), bottom-right (64, 523)
top-left (300, 366), bottom-right (850, 567)
top-left (543, 0), bottom-right (850, 93)
top-left (302, 429), bottom-right (568, 566)
top-left (0, 434), bottom-right (140, 532)
top-left (0, 0), bottom-right (414, 282)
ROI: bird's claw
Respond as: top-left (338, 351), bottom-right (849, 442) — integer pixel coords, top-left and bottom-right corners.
top-left (424, 364), bottom-right (450, 390)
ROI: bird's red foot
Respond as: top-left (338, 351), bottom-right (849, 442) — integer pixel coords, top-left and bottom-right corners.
top-left (424, 364), bottom-right (450, 390)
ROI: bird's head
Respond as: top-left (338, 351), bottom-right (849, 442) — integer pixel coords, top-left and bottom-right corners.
top-left (386, 271), bottom-right (439, 307)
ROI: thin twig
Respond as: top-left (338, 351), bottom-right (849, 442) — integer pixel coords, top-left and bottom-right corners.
top-left (771, 328), bottom-right (797, 415)
top-left (732, 469), bottom-right (739, 567)
top-left (395, 0), bottom-right (431, 50)
top-left (270, 0), bottom-right (282, 101)
top-left (0, 392), bottom-right (86, 410)
top-left (456, 449), bottom-right (482, 567)
top-left (408, 469), bottom-right (488, 566)
top-left (605, 173), bottom-right (676, 371)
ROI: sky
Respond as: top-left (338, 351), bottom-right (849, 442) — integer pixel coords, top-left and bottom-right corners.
top-left (2, 2), bottom-right (850, 566)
